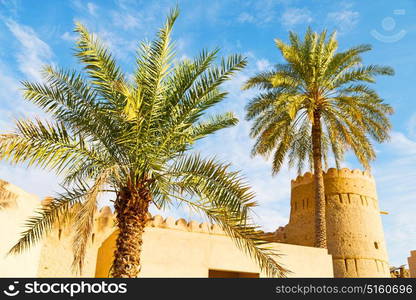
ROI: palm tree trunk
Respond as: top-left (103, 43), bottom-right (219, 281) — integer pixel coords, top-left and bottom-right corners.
top-left (312, 110), bottom-right (327, 248)
top-left (111, 186), bottom-right (151, 278)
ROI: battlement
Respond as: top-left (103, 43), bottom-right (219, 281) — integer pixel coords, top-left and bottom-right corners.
top-left (45, 204), bottom-right (227, 238)
top-left (94, 205), bottom-right (228, 235)
top-left (291, 168), bottom-right (374, 188)
top-left (148, 215), bottom-right (225, 235)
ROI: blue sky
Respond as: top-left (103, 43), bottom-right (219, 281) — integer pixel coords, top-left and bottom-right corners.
top-left (0, 0), bottom-right (415, 267)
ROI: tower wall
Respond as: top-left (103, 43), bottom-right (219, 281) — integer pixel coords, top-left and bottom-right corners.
top-left (283, 168), bottom-right (390, 277)
top-left (408, 250), bottom-right (416, 278)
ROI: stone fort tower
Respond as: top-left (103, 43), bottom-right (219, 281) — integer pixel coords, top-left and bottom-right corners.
top-left (273, 168), bottom-right (390, 277)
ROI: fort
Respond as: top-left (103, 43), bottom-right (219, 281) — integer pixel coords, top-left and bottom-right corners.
top-left (268, 168), bottom-right (390, 277)
top-left (0, 169), bottom-right (414, 278)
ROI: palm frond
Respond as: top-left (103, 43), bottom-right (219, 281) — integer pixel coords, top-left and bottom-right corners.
top-left (74, 22), bottom-right (125, 105)
top-left (244, 28), bottom-right (393, 174)
top-left (72, 169), bottom-right (111, 274)
top-left (8, 183), bottom-right (90, 255)
top-left (0, 119), bottom-right (105, 174)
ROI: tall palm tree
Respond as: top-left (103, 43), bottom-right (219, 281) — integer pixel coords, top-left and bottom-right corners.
top-left (243, 28), bottom-right (394, 248)
top-left (0, 9), bottom-right (286, 278)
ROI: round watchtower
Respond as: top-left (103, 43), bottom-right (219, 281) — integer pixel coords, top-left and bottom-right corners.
top-left (283, 168), bottom-right (389, 277)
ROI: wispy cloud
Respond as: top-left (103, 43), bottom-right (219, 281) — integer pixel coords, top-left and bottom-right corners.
top-left (0, 0), bottom-right (413, 267)
top-left (5, 19), bottom-right (53, 81)
top-left (386, 131), bottom-right (416, 155)
top-left (234, 0), bottom-right (280, 26)
top-left (0, 63), bottom-right (21, 129)
top-left (69, 0), bottom-right (171, 65)
top-left (0, 19), bottom-right (58, 199)
top-left (407, 113), bottom-right (416, 139)
top-left (87, 2), bottom-right (98, 16)
top-left (327, 2), bottom-right (359, 33)
top-left (281, 7), bottom-right (313, 28)
top-left (373, 129), bottom-right (416, 266)
top-left (256, 58), bottom-right (272, 71)
top-left (71, 0), bottom-right (98, 16)
top-left (111, 11), bottom-right (141, 30)
top-left (237, 12), bottom-right (255, 24)
top-left (60, 31), bottom-right (78, 42)
top-left (0, 0), bottom-right (20, 17)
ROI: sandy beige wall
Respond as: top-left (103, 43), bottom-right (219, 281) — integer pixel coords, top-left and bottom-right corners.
top-left (95, 226), bottom-right (334, 278)
top-left (36, 207), bottom-right (115, 278)
top-left (1, 181), bottom-right (334, 278)
top-left (0, 181), bottom-right (42, 277)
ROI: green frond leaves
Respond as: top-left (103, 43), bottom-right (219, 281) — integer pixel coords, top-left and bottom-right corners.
top-left (0, 119), bottom-right (104, 174)
top-left (72, 169), bottom-right (111, 274)
top-left (74, 22), bottom-right (125, 103)
top-left (1, 8), bottom-right (288, 278)
top-left (162, 154), bottom-right (287, 277)
top-left (190, 112), bottom-right (238, 141)
top-left (242, 71), bottom-right (275, 91)
top-left (8, 184), bottom-right (90, 255)
top-left (245, 28), bottom-right (394, 175)
top-left (166, 154), bottom-right (256, 215)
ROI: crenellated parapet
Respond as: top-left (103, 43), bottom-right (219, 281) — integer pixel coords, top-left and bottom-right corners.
top-left (291, 168), bottom-right (374, 188)
top-left (324, 168), bottom-right (373, 180)
top-left (91, 207), bottom-right (226, 236)
top-left (290, 168), bottom-right (378, 212)
top-left (148, 215), bottom-right (225, 235)
top-left (39, 200), bottom-right (228, 246)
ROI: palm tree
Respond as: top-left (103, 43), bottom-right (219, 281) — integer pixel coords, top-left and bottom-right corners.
top-left (0, 9), bottom-right (286, 278)
top-left (243, 28), bottom-right (393, 248)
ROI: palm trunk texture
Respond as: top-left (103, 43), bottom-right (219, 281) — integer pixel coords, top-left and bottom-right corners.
top-left (111, 186), bottom-right (151, 278)
top-left (312, 110), bottom-right (327, 248)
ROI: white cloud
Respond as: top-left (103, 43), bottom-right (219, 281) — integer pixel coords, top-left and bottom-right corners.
top-left (372, 130), bottom-right (416, 266)
top-left (0, 21), bottom-right (58, 204)
top-left (71, 0), bottom-right (98, 16)
top-left (0, 81), bottom-right (22, 131)
top-left (0, 163), bottom-right (61, 200)
top-left (87, 2), bottom-right (98, 16)
top-left (387, 131), bottom-right (416, 156)
top-left (234, 0), bottom-right (282, 26)
top-left (70, 0), bottom-right (167, 63)
top-left (237, 12), bottom-right (255, 24)
top-left (327, 8), bottom-right (359, 32)
top-left (256, 58), bottom-right (271, 72)
top-left (281, 7), bottom-right (313, 28)
top-left (253, 207), bottom-right (289, 232)
top-left (5, 20), bottom-right (53, 82)
top-left (0, 21), bottom-right (51, 127)
top-left (111, 11), bottom-right (141, 30)
top-left (408, 113), bottom-right (416, 139)
top-left (61, 31), bottom-right (77, 42)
